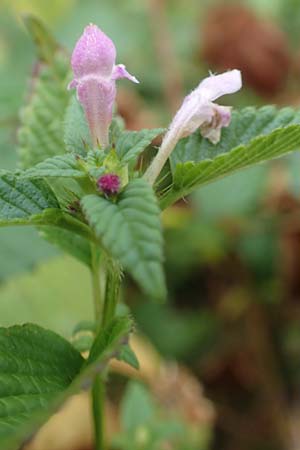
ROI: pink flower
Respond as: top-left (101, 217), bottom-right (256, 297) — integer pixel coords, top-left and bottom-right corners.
top-left (69, 24), bottom-right (139, 148)
top-left (97, 173), bottom-right (120, 195)
top-left (145, 70), bottom-right (242, 185)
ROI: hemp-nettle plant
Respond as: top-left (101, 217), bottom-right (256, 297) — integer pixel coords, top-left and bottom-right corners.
top-left (1, 16), bottom-right (300, 450)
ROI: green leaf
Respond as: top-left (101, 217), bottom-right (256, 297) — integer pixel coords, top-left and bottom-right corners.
top-left (161, 107), bottom-right (300, 208)
top-left (120, 381), bottom-right (154, 433)
top-left (81, 179), bottom-right (166, 300)
top-left (0, 173), bottom-right (94, 247)
top-left (0, 317), bottom-right (132, 450)
top-left (116, 128), bottom-right (164, 166)
top-left (40, 226), bottom-right (94, 267)
top-left (64, 96), bottom-right (92, 155)
top-left (0, 173), bottom-right (60, 225)
top-left (117, 344), bottom-right (140, 370)
top-left (110, 116), bottom-right (125, 146)
top-left (22, 154), bottom-right (85, 179)
top-left (87, 316), bottom-right (133, 366)
top-left (23, 15), bottom-right (60, 65)
top-left (0, 324), bottom-right (84, 449)
top-left (18, 43), bottom-right (71, 168)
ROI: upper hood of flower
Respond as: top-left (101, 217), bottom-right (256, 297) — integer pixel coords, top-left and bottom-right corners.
top-left (71, 24), bottom-right (116, 79)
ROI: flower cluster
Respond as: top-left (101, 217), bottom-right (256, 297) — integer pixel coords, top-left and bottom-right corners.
top-left (69, 24), bottom-right (242, 186)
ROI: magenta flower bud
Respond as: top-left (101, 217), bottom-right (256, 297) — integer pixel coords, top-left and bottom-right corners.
top-left (97, 173), bottom-right (121, 195)
top-left (69, 24), bottom-right (139, 148)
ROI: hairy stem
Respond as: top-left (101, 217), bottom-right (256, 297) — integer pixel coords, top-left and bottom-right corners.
top-left (90, 244), bottom-right (105, 450)
top-left (91, 245), bottom-right (102, 324)
top-left (90, 253), bottom-right (121, 450)
top-left (102, 260), bottom-right (121, 327)
top-left (92, 374), bottom-right (105, 450)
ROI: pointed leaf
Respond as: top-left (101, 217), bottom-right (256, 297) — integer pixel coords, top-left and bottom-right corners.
top-left (81, 179), bottom-right (166, 300)
top-left (117, 344), bottom-right (140, 370)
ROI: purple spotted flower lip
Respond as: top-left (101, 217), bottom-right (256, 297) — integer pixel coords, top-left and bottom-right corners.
top-left (97, 173), bottom-right (121, 195)
top-left (145, 70), bottom-right (242, 185)
top-left (69, 24), bottom-right (139, 148)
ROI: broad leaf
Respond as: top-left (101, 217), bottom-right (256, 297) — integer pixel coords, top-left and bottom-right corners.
top-left (0, 324), bottom-right (83, 449)
top-left (116, 129), bottom-right (164, 166)
top-left (160, 107), bottom-right (300, 208)
top-left (64, 96), bottom-right (92, 155)
top-left (23, 154), bottom-right (85, 179)
top-left (0, 174), bottom-right (59, 225)
top-left (81, 179), bottom-right (166, 300)
top-left (1, 316), bottom-right (132, 450)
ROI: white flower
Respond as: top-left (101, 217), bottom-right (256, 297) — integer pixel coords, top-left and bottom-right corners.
top-left (144, 70), bottom-right (242, 185)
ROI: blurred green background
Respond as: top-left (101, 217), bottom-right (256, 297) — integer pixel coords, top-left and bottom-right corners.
top-left (1, 1), bottom-right (300, 449)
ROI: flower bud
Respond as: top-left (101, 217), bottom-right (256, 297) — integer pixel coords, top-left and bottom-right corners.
top-left (69, 24), bottom-right (139, 148)
top-left (97, 173), bottom-right (120, 195)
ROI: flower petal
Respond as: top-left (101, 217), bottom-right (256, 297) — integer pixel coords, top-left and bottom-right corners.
top-left (200, 104), bottom-right (232, 144)
top-left (196, 69), bottom-right (242, 102)
top-left (112, 64), bottom-right (139, 83)
top-left (71, 24), bottom-right (116, 79)
top-left (77, 78), bottom-right (116, 148)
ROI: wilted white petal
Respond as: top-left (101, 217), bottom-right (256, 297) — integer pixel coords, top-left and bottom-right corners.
top-left (200, 104), bottom-right (232, 144)
top-left (196, 69), bottom-right (242, 102)
top-left (144, 70), bottom-right (242, 185)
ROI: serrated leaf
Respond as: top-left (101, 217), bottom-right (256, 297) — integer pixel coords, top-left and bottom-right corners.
top-left (22, 154), bottom-right (85, 179)
top-left (0, 173), bottom-right (60, 225)
top-left (0, 173), bottom-right (94, 246)
top-left (18, 49), bottom-right (71, 169)
top-left (116, 128), bottom-right (164, 166)
top-left (0, 317), bottom-right (132, 450)
top-left (0, 324), bottom-right (84, 448)
top-left (161, 107), bottom-right (300, 208)
top-left (64, 96), bottom-right (92, 155)
top-left (81, 179), bottom-right (166, 300)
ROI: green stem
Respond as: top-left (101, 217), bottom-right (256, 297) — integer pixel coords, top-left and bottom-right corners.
top-left (91, 245), bottom-right (102, 324)
top-left (90, 252), bottom-right (121, 450)
top-left (92, 374), bottom-right (105, 450)
top-left (90, 244), bottom-right (105, 450)
top-left (102, 260), bottom-right (121, 327)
